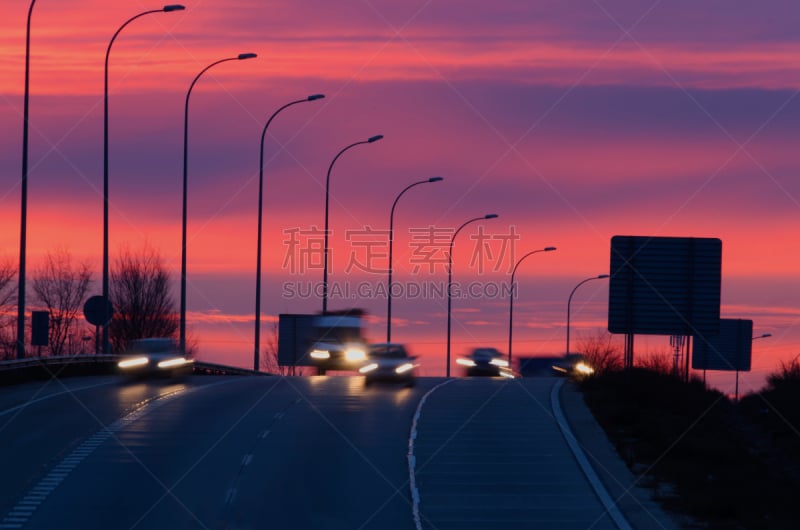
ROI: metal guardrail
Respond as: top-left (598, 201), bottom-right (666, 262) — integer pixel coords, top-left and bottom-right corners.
top-left (0, 354), bottom-right (121, 371)
top-left (0, 355), bottom-right (265, 380)
top-left (192, 361), bottom-right (266, 376)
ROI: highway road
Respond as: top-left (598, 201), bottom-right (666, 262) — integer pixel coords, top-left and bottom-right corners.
top-left (0, 374), bottom-right (633, 529)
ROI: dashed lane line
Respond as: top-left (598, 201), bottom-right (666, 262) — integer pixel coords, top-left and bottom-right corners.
top-left (0, 379), bottom-right (239, 528)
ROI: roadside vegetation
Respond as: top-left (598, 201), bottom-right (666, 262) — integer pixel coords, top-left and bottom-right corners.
top-left (577, 336), bottom-right (800, 529)
top-left (0, 244), bottom-right (178, 359)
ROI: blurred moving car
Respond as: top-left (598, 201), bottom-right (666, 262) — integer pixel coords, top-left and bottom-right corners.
top-left (306, 310), bottom-right (369, 373)
top-left (457, 347), bottom-right (514, 378)
top-left (117, 337), bottom-right (193, 377)
top-left (359, 343), bottom-right (418, 386)
top-left (551, 353), bottom-right (594, 377)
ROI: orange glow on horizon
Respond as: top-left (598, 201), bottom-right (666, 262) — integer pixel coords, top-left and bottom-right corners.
top-left (4, 1), bottom-right (800, 393)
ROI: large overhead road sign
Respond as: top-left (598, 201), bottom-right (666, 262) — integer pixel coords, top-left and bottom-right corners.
top-left (608, 235), bottom-right (722, 336)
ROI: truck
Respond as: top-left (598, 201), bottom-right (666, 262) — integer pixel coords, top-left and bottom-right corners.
top-left (277, 309), bottom-right (369, 373)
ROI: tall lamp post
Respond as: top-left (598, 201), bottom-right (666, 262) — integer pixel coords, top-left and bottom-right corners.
top-left (507, 246), bottom-right (557, 365)
top-left (180, 52), bottom-right (257, 353)
top-left (566, 274), bottom-right (610, 357)
top-left (103, 4), bottom-right (185, 354)
top-left (17, 0), bottom-right (36, 359)
top-left (446, 214), bottom-right (498, 377)
top-left (253, 94), bottom-right (324, 372)
top-left (386, 176), bottom-right (443, 344)
top-left (322, 135), bottom-right (383, 314)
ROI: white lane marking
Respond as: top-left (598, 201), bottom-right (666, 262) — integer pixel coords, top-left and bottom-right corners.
top-left (241, 454), bottom-right (253, 466)
top-left (407, 379), bottom-right (455, 530)
top-left (0, 378), bottom-right (239, 528)
top-left (0, 380), bottom-right (116, 418)
top-left (551, 379), bottom-right (632, 530)
top-left (259, 429), bottom-right (270, 439)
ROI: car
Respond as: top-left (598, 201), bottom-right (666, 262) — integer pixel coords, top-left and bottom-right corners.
top-left (457, 347), bottom-right (514, 377)
top-left (359, 343), bottom-right (418, 386)
top-left (551, 353), bottom-right (595, 377)
top-left (117, 337), bottom-right (193, 377)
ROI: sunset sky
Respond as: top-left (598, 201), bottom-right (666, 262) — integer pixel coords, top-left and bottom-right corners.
top-left (2, 1), bottom-right (800, 394)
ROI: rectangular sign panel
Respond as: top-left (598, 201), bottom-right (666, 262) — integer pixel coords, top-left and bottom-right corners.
top-left (31, 311), bottom-right (49, 346)
top-left (608, 235), bottom-right (722, 336)
top-left (692, 318), bottom-right (752, 371)
top-left (277, 314), bottom-right (315, 366)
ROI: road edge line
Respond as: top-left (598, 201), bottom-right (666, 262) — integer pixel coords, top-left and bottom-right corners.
top-left (0, 380), bottom-right (115, 418)
top-left (551, 378), bottom-right (632, 530)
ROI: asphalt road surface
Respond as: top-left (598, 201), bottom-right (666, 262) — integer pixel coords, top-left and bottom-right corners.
top-left (0, 374), bottom-right (632, 530)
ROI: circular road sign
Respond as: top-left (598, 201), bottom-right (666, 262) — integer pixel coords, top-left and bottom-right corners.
top-left (84, 295), bottom-right (114, 326)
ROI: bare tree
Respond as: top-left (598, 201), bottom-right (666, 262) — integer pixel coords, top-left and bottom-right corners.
top-left (261, 320), bottom-right (282, 374)
top-left (578, 332), bottom-right (624, 375)
top-left (31, 249), bottom-right (92, 356)
top-left (0, 258), bottom-right (17, 359)
top-left (109, 245), bottom-right (178, 353)
top-left (638, 349), bottom-right (674, 374)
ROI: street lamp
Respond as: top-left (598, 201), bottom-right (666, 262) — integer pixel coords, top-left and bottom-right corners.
top-left (180, 52), bottom-right (257, 353)
top-left (253, 94), bottom-right (324, 372)
top-left (386, 176), bottom-right (443, 344)
top-left (17, 0), bottom-right (37, 359)
top-left (322, 135), bottom-right (383, 314)
top-left (566, 274), bottom-right (610, 357)
top-left (734, 332), bottom-right (773, 401)
top-left (446, 214), bottom-right (498, 377)
top-left (507, 247), bottom-right (557, 365)
top-left (103, 4), bottom-right (185, 354)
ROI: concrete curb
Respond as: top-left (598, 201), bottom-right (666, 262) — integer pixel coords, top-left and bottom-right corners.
top-left (557, 379), bottom-right (683, 530)
top-left (552, 379), bottom-right (632, 530)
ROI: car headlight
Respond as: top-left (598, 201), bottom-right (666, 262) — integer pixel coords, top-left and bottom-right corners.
top-left (157, 357), bottom-right (191, 369)
top-left (310, 349), bottom-right (331, 360)
top-left (359, 363), bottom-right (378, 374)
top-left (490, 358), bottom-right (509, 367)
top-left (344, 347), bottom-right (366, 363)
top-left (574, 362), bottom-right (594, 375)
top-left (456, 358), bottom-right (476, 367)
top-left (395, 363), bottom-right (415, 374)
top-left (118, 357), bottom-right (149, 369)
